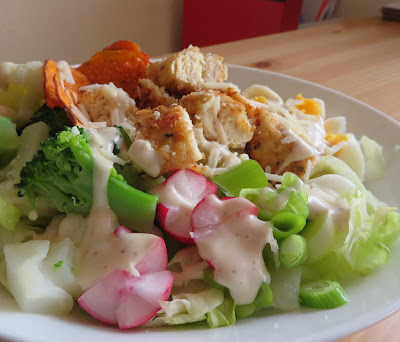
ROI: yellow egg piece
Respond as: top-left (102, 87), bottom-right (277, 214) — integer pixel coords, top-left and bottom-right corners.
top-left (294, 94), bottom-right (321, 116)
top-left (253, 96), bottom-right (268, 104)
top-left (325, 133), bottom-right (347, 146)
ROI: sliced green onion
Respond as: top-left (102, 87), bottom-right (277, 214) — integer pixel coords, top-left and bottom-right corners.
top-left (280, 172), bottom-right (298, 190)
top-left (239, 188), bottom-right (263, 203)
top-left (286, 190), bottom-right (309, 220)
top-left (203, 268), bottom-right (228, 290)
top-left (211, 160), bottom-right (268, 197)
top-left (235, 303), bottom-right (255, 318)
top-left (299, 280), bottom-right (349, 309)
top-left (253, 282), bottom-right (273, 307)
top-left (279, 234), bottom-right (307, 268)
top-left (271, 212), bottom-right (306, 239)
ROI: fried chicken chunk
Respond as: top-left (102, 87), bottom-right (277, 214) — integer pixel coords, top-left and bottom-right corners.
top-left (179, 90), bottom-right (253, 149)
top-left (137, 78), bottom-right (177, 109)
top-left (245, 108), bottom-right (314, 178)
top-left (128, 105), bottom-right (202, 176)
top-left (146, 45), bottom-right (227, 95)
top-left (79, 83), bottom-right (137, 126)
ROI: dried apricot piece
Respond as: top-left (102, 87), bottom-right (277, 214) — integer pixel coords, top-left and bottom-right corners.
top-left (44, 59), bottom-right (90, 110)
top-left (43, 59), bottom-right (60, 108)
top-left (77, 40), bottom-right (150, 98)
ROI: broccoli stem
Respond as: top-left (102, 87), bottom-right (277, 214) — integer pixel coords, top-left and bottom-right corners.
top-left (108, 177), bottom-right (157, 233)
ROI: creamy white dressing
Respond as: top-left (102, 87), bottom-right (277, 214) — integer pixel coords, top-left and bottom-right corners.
top-left (128, 139), bottom-right (163, 178)
top-left (278, 129), bottom-right (318, 174)
top-left (77, 127), bottom-right (150, 291)
top-left (193, 196), bottom-right (277, 305)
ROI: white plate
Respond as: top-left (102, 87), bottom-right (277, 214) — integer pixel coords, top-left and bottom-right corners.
top-left (1, 65), bottom-right (400, 342)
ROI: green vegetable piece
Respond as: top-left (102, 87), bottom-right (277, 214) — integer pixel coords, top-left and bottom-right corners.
top-left (253, 282), bottom-right (273, 307)
top-left (272, 212), bottom-right (306, 239)
top-left (114, 125), bottom-right (132, 148)
top-left (114, 163), bottom-right (165, 192)
top-left (16, 127), bottom-right (157, 232)
top-left (211, 160), bottom-right (268, 197)
top-left (0, 196), bottom-right (21, 231)
top-left (299, 280), bottom-right (349, 309)
top-left (235, 303), bottom-right (255, 318)
top-left (203, 268), bottom-right (228, 290)
top-left (1, 121), bottom-right (49, 185)
top-left (53, 260), bottom-right (64, 270)
top-left (27, 104), bottom-right (73, 136)
top-left (0, 84), bottom-right (26, 111)
top-left (279, 234), bottom-right (307, 268)
top-left (206, 297), bottom-right (235, 328)
top-left (235, 282), bottom-right (272, 318)
top-left (0, 116), bottom-right (19, 166)
top-left (108, 177), bottom-right (157, 231)
top-left (280, 172), bottom-right (298, 191)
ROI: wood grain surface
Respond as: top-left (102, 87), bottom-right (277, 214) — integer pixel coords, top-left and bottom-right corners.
top-left (202, 17), bottom-right (400, 122)
top-left (199, 16), bottom-right (400, 342)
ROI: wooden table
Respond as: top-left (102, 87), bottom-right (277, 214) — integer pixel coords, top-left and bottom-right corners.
top-left (202, 16), bottom-right (400, 342)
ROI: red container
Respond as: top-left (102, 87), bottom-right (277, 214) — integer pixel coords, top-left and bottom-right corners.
top-left (182, 0), bottom-right (303, 48)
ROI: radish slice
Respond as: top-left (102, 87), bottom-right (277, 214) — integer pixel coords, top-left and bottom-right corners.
top-left (78, 226), bottom-right (171, 328)
top-left (78, 270), bottom-right (173, 329)
top-left (149, 169), bottom-right (217, 244)
top-left (191, 195), bottom-right (277, 305)
top-left (113, 225), bottom-right (132, 237)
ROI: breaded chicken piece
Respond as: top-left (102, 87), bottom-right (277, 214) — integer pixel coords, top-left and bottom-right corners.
top-left (146, 45), bottom-right (228, 95)
top-left (179, 90), bottom-right (253, 150)
top-left (80, 83), bottom-right (137, 126)
top-left (245, 107), bottom-right (314, 178)
top-left (127, 105), bottom-right (203, 175)
top-left (137, 78), bottom-right (177, 109)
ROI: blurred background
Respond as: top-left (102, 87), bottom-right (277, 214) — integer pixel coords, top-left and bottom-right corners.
top-left (0, 0), bottom-right (395, 63)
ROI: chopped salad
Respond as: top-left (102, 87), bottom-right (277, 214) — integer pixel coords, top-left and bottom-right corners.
top-left (0, 41), bottom-right (399, 329)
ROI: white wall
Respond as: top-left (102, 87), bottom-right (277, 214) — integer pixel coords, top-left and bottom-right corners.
top-left (334, 0), bottom-right (394, 20)
top-left (0, 0), bottom-right (183, 64)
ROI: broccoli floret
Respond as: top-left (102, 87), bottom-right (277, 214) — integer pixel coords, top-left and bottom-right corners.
top-left (16, 127), bottom-right (157, 232)
top-left (26, 104), bottom-right (73, 136)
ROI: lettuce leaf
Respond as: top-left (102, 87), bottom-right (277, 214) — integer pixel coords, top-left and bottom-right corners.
top-left (206, 297), bottom-right (236, 328)
top-left (152, 287), bottom-right (224, 326)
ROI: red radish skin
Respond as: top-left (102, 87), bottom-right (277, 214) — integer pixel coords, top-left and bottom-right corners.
top-left (78, 226), bottom-right (172, 328)
top-left (78, 270), bottom-right (173, 329)
top-left (191, 195), bottom-right (258, 230)
top-left (136, 238), bottom-right (168, 274)
top-left (113, 225), bottom-right (132, 237)
top-left (150, 169), bottom-right (217, 244)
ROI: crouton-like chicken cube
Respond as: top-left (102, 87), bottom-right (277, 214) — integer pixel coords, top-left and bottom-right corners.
top-left (128, 105), bottom-right (203, 176)
top-left (79, 83), bottom-right (137, 126)
top-left (137, 78), bottom-right (177, 109)
top-left (179, 90), bottom-right (253, 150)
top-left (146, 46), bottom-right (227, 95)
top-left (246, 108), bottom-right (314, 178)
